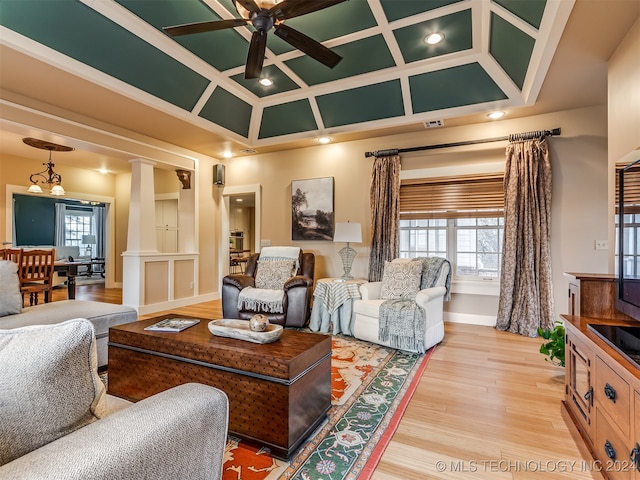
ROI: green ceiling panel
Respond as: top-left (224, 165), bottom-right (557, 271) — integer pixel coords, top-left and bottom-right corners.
top-left (0, 0), bottom-right (209, 111)
top-left (317, 80), bottom-right (404, 128)
top-left (230, 65), bottom-right (300, 97)
top-left (267, 1), bottom-right (377, 55)
top-left (490, 13), bottom-right (535, 90)
top-left (409, 63), bottom-right (507, 113)
top-left (394, 9), bottom-right (472, 64)
top-left (381, 0), bottom-right (464, 23)
top-left (118, 0), bottom-right (249, 71)
top-left (285, 35), bottom-right (395, 86)
top-left (199, 87), bottom-right (252, 137)
top-left (494, 0), bottom-right (546, 29)
top-left (259, 100), bottom-right (318, 139)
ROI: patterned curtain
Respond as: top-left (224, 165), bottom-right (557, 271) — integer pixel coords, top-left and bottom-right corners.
top-left (368, 155), bottom-right (401, 281)
top-left (54, 203), bottom-right (66, 246)
top-left (496, 136), bottom-right (554, 337)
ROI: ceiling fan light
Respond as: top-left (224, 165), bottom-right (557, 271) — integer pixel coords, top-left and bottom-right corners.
top-left (50, 184), bottom-right (66, 196)
top-left (27, 184), bottom-right (43, 194)
top-left (424, 32), bottom-right (445, 45)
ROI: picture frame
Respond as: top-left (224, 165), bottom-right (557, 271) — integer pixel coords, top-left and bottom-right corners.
top-left (291, 177), bottom-right (334, 241)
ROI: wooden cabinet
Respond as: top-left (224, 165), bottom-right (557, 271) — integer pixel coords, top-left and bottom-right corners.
top-left (563, 314), bottom-right (640, 480)
top-left (566, 329), bottom-right (593, 438)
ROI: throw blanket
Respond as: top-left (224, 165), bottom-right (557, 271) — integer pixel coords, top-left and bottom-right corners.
top-left (379, 257), bottom-right (452, 353)
top-left (237, 286), bottom-right (285, 313)
top-left (259, 246), bottom-right (301, 270)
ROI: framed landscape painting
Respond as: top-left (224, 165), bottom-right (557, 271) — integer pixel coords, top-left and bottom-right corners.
top-left (291, 177), bottom-right (334, 241)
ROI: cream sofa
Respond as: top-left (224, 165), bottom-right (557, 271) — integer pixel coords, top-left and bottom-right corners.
top-left (0, 319), bottom-right (229, 480)
top-left (0, 259), bottom-right (136, 367)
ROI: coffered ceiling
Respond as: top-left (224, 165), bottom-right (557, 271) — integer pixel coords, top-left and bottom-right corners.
top-left (0, 0), bottom-right (638, 168)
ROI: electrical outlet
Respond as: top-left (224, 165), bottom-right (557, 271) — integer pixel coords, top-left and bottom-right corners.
top-left (189, 281), bottom-right (194, 289)
top-left (260, 239), bottom-right (271, 247)
top-left (595, 240), bottom-right (608, 250)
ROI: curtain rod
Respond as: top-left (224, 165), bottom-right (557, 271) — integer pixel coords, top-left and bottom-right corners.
top-left (364, 127), bottom-right (561, 158)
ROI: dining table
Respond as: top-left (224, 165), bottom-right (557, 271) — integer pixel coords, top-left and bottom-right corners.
top-left (54, 260), bottom-right (91, 300)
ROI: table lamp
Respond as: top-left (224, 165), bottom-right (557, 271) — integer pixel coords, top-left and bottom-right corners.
top-left (334, 222), bottom-right (362, 280)
top-left (82, 234), bottom-right (96, 257)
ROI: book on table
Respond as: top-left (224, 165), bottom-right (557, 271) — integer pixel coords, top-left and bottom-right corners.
top-left (144, 318), bottom-right (200, 332)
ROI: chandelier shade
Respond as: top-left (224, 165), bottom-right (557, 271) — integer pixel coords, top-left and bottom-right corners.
top-left (23, 137), bottom-right (73, 196)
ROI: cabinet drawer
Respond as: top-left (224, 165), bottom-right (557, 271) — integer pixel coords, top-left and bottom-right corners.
top-left (596, 409), bottom-right (634, 480)
top-left (595, 356), bottom-right (631, 437)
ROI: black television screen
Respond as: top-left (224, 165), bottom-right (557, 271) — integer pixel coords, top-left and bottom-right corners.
top-left (617, 155), bottom-right (640, 318)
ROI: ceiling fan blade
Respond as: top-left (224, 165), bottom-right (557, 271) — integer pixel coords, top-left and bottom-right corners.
top-left (235, 0), bottom-right (261, 16)
top-left (245, 30), bottom-right (268, 79)
top-left (274, 24), bottom-right (342, 68)
top-left (163, 19), bottom-right (248, 37)
top-left (272, 0), bottom-right (348, 21)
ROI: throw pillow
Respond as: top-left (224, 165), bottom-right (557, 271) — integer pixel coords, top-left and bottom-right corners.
top-left (255, 259), bottom-right (296, 290)
top-left (0, 260), bottom-right (22, 317)
top-left (380, 260), bottom-right (423, 300)
top-left (0, 318), bottom-right (107, 466)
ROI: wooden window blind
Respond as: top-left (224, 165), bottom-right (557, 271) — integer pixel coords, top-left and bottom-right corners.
top-left (400, 173), bottom-right (504, 220)
top-left (615, 164), bottom-right (640, 214)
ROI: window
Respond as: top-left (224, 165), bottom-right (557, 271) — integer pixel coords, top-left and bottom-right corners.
top-left (399, 173), bottom-right (504, 281)
top-left (64, 208), bottom-right (93, 248)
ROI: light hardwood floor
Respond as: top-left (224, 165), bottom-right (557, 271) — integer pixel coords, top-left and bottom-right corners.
top-left (54, 285), bottom-right (600, 480)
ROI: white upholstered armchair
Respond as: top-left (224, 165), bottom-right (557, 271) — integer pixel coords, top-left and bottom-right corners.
top-left (352, 258), bottom-right (450, 353)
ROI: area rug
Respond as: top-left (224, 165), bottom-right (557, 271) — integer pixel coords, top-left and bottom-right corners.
top-left (99, 335), bottom-right (432, 480)
top-left (222, 335), bottom-right (433, 480)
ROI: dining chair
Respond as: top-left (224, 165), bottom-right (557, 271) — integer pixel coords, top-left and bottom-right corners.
top-left (0, 248), bottom-right (23, 264)
top-left (19, 249), bottom-right (56, 306)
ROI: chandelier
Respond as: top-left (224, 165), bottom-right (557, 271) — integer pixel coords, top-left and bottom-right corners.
top-left (23, 137), bottom-right (74, 196)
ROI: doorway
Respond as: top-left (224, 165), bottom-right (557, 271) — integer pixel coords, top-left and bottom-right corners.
top-left (222, 184), bottom-right (261, 276)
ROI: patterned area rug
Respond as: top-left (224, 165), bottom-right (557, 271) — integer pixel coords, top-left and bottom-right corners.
top-left (222, 335), bottom-right (433, 480)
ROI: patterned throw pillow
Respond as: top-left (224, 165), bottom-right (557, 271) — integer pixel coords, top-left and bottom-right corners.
top-left (0, 319), bottom-right (107, 466)
top-left (255, 259), bottom-right (297, 290)
top-left (380, 260), bottom-right (423, 300)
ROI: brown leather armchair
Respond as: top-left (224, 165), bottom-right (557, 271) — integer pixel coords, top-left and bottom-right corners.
top-left (222, 251), bottom-right (315, 327)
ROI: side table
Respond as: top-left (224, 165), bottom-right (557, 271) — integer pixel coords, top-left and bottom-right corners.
top-left (309, 278), bottom-right (367, 335)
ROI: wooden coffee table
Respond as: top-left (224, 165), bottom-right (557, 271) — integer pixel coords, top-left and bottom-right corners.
top-left (107, 315), bottom-right (331, 459)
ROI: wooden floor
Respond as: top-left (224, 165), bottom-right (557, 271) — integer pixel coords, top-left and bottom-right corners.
top-left (52, 285), bottom-right (600, 480)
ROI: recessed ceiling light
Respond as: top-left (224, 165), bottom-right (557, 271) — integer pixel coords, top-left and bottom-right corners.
top-left (487, 111), bottom-right (505, 119)
top-left (317, 136), bottom-right (332, 144)
top-left (259, 78), bottom-right (273, 86)
top-left (424, 32), bottom-right (444, 45)
top-left (98, 168), bottom-right (108, 174)
top-left (223, 151), bottom-right (233, 159)
top-left (235, 198), bottom-right (243, 202)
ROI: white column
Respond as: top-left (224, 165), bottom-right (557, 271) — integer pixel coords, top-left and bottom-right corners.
top-left (178, 177), bottom-right (196, 253)
top-left (122, 158), bottom-right (157, 309)
top-left (126, 159), bottom-right (157, 253)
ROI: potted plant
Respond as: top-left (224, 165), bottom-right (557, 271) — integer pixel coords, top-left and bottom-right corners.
top-left (537, 320), bottom-right (565, 367)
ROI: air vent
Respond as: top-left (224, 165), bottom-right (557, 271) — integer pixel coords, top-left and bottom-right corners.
top-left (424, 120), bottom-right (444, 128)
top-left (241, 148), bottom-right (257, 154)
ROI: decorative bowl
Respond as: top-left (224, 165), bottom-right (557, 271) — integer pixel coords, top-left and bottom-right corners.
top-left (208, 319), bottom-right (283, 344)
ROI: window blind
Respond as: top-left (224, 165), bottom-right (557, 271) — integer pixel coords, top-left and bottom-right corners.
top-left (400, 173), bottom-right (504, 219)
top-left (616, 164), bottom-right (640, 214)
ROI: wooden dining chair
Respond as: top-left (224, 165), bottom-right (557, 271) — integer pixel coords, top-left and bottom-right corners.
top-left (0, 248), bottom-right (23, 264)
top-left (19, 249), bottom-right (56, 306)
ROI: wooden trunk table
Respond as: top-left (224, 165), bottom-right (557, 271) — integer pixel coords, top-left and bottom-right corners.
top-left (108, 315), bottom-right (331, 459)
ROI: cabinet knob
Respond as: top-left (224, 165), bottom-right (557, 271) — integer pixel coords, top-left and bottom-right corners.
top-left (604, 440), bottom-right (617, 461)
top-left (583, 387), bottom-right (593, 402)
top-left (604, 383), bottom-right (617, 403)
top-left (631, 444), bottom-right (640, 471)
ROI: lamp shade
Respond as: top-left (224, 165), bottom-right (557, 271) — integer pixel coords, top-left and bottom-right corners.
top-left (82, 234), bottom-right (97, 245)
top-left (333, 222), bottom-right (362, 243)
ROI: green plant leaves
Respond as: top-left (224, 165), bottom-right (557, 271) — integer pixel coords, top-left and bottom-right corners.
top-left (537, 320), bottom-right (565, 367)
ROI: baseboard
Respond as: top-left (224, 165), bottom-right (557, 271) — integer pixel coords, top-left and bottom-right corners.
top-left (444, 312), bottom-right (496, 326)
top-left (135, 292), bottom-right (220, 315)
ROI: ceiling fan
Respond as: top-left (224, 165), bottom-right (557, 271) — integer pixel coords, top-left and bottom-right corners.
top-left (163, 0), bottom-right (347, 80)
